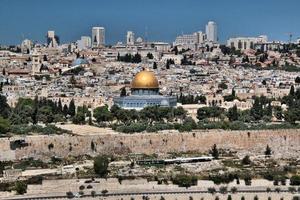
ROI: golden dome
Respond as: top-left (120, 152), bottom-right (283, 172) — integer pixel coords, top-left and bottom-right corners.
top-left (131, 70), bottom-right (159, 89)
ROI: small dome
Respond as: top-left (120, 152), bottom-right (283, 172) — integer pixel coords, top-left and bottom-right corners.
top-left (136, 37), bottom-right (143, 43)
top-left (131, 70), bottom-right (159, 89)
top-left (72, 58), bottom-right (89, 66)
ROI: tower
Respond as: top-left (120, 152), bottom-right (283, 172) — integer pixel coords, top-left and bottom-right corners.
top-left (31, 52), bottom-right (41, 76)
top-left (205, 21), bottom-right (218, 42)
top-left (126, 31), bottom-right (135, 45)
top-left (46, 31), bottom-right (59, 47)
top-left (92, 27), bottom-right (105, 47)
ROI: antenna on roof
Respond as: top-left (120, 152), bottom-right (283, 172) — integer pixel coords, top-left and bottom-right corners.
top-left (145, 26), bottom-right (148, 45)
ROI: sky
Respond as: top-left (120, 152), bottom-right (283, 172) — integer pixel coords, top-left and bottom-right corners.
top-left (0, 0), bottom-right (300, 45)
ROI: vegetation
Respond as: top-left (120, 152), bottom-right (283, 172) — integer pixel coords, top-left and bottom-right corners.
top-left (117, 53), bottom-right (142, 63)
top-left (93, 155), bottom-right (109, 177)
top-left (171, 174), bottom-right (198, 188)
top-left (14, 181), bottom-right (27, 195)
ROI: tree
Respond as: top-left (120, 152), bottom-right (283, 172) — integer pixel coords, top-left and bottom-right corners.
top-left (197, 106), bottom-right (223, 121)
top-left (210, 144), bottom-right (219, 159)
top-left (66, 191), bottom-right (74, 198)
top-left (172, 46), bottom-right (178, 55)
top-left (93, 106), bottom-right (113, 123)
top-left (120, 87), bottom-right (127, 97)
top-left (290, 176), bottom-right (300, 186)
top-left (218, 82), bottom-right (228, 90)
top-left (250, 97), bottom-right (263, 121)
top-left (295, 76), bottom-right (300, 84)
top-left (241, 155), bottom-right (251, 165)
top-left (290, 85), bottom-right (295, 96)
top-left (15, 181), bottom-right (27, 195)
top-left (146, 52), bottom-right (154, 59)
top-left (227, 105), bottom-right (238, 121)
top-left (0, 95), bottom-right (11, 118)
top-left (68, 99), bottom-right (76, 117)
top-left (265, 145), bottom-right (272, 157)
top-left (2, 68), bottom-right (5, 75)
top-left (63, 104), bottom-right (69, 117)
top-left (153, 62), bottom-right (157, 69)
top-left (57, 99), bottom-right (63, 113)
top-left (93, 155), bottom-right (109, 177)
top-left (0, 117), bottom-right (10, 136)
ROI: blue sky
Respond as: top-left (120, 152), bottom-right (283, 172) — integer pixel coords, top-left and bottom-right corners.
top-left (0, 0), bottom-right (300, 45)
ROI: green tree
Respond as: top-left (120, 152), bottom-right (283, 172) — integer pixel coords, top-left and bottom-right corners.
top-left (63, 104), bottom-right (69, 117)
top-left (265, 145), bottom-right (272, 157)
top-left (153, 62), bottom-right (157, 69)
top-left (250, 97), bottom-right (263, 121)
top-left (38, 106), bottom-right (54, 124)
top-left (120, 87), bottom-right (127, 97)
top-left (218, 82), bottom-right (228, 90)
top-left (147, 52), bottom-right (154, 59)
top-left (57, 99), bottom-right (63, 113)
top-left (93, 106), bottom-right (113, 123)
top-left (15, 181), bottom-right (27, 195)
top-left (0, 117), bottom-right (10, 136)
top-left (0, 95), bottom-right (11, 118)
top-left (93, 155), bottom-right (109, 177)
top-left (210, 144), bottom-right (219, 159)
top-left (227, 105), bottom-right (239, 121)
top-left (290, 85), bottom-right (295, 96)
top-left (68, 99), bottom-right (76, 117)
top-left (241, 155), bottom-right (251, 165)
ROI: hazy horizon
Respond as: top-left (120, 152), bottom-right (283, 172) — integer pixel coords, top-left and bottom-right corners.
top-left (1, 0), bottom-right (300, 45)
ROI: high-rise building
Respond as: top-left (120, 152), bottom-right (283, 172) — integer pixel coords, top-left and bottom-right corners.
top-left (21, 39), bottom-right (33, 54)
top-left (77, 36), bottom-right (91, 49)
top-left (92, 27), bottom-right (105, 47)
top-left (126, 31), bottom-right (135, 45)
top-left (205, 21), bottom-right (218, 42)
top-left (47, 30), bottom-right (59, 47)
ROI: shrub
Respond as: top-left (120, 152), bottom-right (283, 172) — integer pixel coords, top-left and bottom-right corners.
top-left (219, 186), bottom-right (228, 194)
top-left (207, 187), bottom-right (216, 194)
top-left (93, 155), bottom-right (109, 177)
top-left (14, 181), bottom-right (27, 195)
top-left (172, 174), bottom-right (198, 188)
top-left (66, 191), bottom-right (74, 198)
top-left (288, 187), bottom-right (296, 193)
top-left (230, 187), bottom-right (237, 193)
top-left (290, 176), bottom-right (300, 185)
top-left (241, 155), bottom-right (251, 165)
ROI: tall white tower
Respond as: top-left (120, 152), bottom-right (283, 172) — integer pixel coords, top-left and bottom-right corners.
top-left (92, 27), bottom-right (105, 47)
top-left (126, 31), bottom-right (135, 45)
top-left (205, 21), bottom-right (218, 42)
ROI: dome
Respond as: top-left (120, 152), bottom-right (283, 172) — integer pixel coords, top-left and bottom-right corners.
top-left (131, 70), bottom-right (159, 89)
top-left (72, 58), bottom-right (89, 66)
top-left (136, 37), bottom-right (143, 43)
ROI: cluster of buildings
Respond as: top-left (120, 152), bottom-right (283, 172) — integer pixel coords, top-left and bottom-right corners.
top-left (1, 21), bottom-right (300, 119)
top-left (173, 21), bottom-right (217, 50)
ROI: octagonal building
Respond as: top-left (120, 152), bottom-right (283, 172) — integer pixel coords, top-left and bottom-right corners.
top-left (113, 70), bottom-right (177, 110)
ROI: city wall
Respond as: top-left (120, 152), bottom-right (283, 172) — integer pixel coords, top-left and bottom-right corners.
top-left (0, 129), bottom-right (300, 161)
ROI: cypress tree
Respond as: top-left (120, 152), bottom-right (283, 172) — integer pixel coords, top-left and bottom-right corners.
top-left (68, 99), bottom-right (76, 117)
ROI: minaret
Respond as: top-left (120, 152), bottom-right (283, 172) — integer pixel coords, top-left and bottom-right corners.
top-left (31, 51), bottom-right (41, 76)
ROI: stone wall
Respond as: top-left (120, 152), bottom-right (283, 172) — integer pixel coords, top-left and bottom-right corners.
top-left (0, 129), bottom-right (300, 161)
